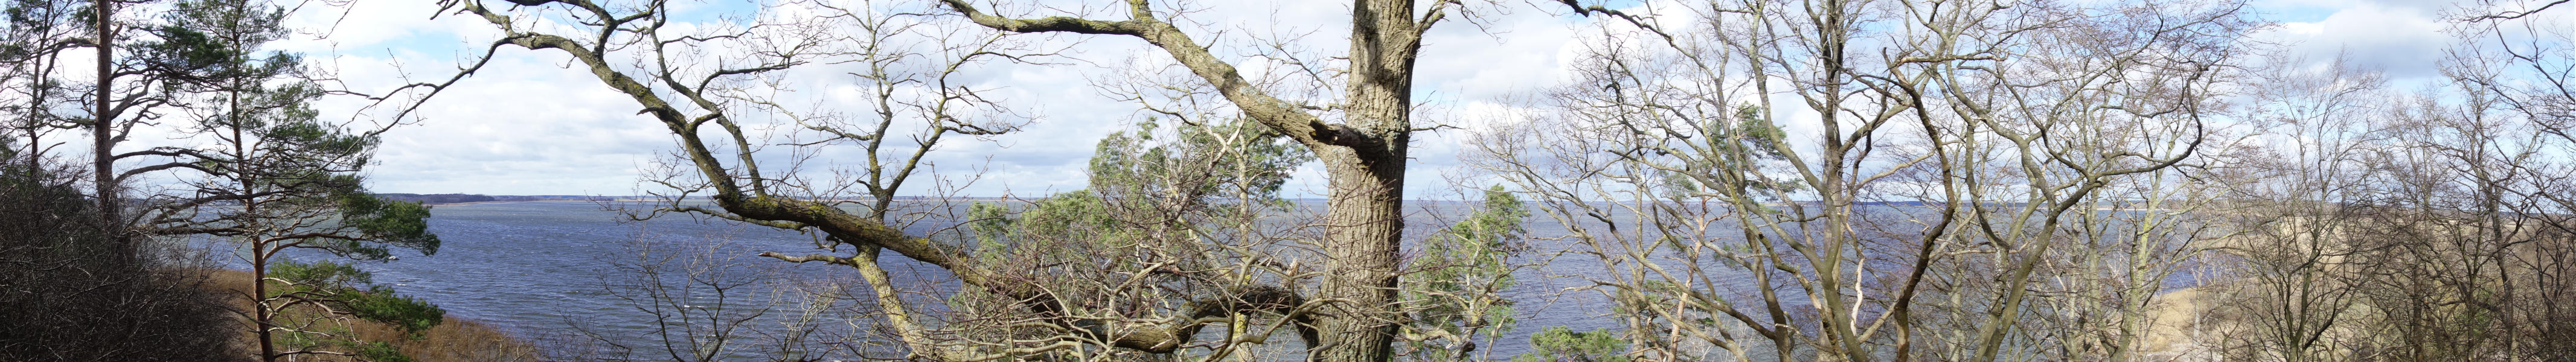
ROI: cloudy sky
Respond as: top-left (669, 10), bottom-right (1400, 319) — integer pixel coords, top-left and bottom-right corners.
top-left (282, 0), bottom-right (2554, 198)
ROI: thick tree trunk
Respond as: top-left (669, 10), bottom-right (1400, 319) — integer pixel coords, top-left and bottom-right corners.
top-left (1309, 1), bottom-right (1417, 361)
top-left (1312, 152), bottom-right (1404, 361)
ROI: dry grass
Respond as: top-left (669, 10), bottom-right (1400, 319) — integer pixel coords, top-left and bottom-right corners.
top-left (200, 268), bottom-right (542, 361)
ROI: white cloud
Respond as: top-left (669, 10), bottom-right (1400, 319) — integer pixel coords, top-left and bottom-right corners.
top-left (357, 51), bottom-right (672, 195)
top-left (307, 0), bottom-right (1589, 198)
top-left (303, 0), bottom-right (2479, 199)
top-left (2252, 0), bottom-right (2462, 79)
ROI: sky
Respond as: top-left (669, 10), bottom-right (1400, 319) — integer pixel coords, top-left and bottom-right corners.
top-left (270, 0), bottom-right (2563, 198)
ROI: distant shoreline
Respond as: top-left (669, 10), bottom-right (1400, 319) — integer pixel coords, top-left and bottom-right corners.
top-left (427, 199), bottom-right (612, 206)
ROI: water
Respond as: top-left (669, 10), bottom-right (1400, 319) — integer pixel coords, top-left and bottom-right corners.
top-left (243, 200), bottom-right (1632, 360)
top-left (242, 200), bottom-right (2199, 360)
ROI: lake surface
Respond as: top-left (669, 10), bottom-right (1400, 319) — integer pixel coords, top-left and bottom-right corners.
top-left (249, 200), bottom-right (1645, 360)
top-left (236, 200), bottom-right (2209, 360)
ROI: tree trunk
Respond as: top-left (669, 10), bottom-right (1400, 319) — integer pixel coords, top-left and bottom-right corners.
top-left (451, 0), bottom-right (1438, 358)
top-left (254, 247), bottom-right (275, 362)
top-left (89, 0), bottom-right (116, 240)
top-left (1307, 1), bottom-right (1417, 361)
top-left (1312, 152), bottom-right (1404, 361)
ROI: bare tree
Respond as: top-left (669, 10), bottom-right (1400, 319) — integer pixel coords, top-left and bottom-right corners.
top-left (1474, 1), bottom-right (2258, 361)
top-left (420, 0), bottom-right (1525, 359)
top-left (2447, 2), bottom-right (2576, 358)
top-left (2151, 4), bottom-right (2576, 360)
top-left (2186, 56), bottom-right (2388, 362)
top-left (574, 226), bottom-right (836, 361)
top-left (928, 1), bottom-right (1473, 359)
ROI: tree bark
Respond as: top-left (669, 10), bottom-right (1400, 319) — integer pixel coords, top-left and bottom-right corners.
top-left (938, 1), bottom-right (1425, 359)
top-left (1307, 1), bottom-right (1417, 361)
top-left (90, 0), bottom-right (117, 244)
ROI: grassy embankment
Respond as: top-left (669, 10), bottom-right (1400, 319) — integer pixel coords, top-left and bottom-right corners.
top-left (202, 269), bottom-right (541, 361)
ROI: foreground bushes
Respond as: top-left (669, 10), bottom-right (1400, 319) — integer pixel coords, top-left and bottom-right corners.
top-left (0, 162), bottom-right (247, 361)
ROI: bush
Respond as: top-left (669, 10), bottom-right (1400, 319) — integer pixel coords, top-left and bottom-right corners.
top-left (1509, 327), bottom-right (1629, 362)
top-left (0, 160), bottom-right (249, 361)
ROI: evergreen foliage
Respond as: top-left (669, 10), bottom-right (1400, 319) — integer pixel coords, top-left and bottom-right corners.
top-left (268, 259), bottom-right (449, 337)
top-left (1402, 185), bottom-right (1530, 360)
top-left (1509, 327), bottom-right (1630, 362)
top-left (951, 116), bottom-right (1315, 355)
top-left (121, 0), bottom-right (444, 359)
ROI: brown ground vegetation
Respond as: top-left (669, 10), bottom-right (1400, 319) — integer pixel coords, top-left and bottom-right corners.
top-left (201, 268), bottom-right (539, 361)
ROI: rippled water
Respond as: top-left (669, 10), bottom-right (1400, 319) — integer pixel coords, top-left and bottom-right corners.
top-left (240, 200), bottom-right (1640, 360)
top-left (242, 200), bottom-right (2200, 360)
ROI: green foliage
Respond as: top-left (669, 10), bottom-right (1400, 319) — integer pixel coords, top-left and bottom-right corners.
top-left (958, 190), bottom-right (1131, 275)
top-left (266, 260), bottom-right (440, 361)
top-left (1404, 186), bottom-right (1531, 360)
top-left (356, 341), bottom-right (418, 362)
top-left (1011, 191), bottom-right (1124, 245)
top-left (1676, 104), bottom-right (1804, 199)
top-left (347, 287), bottom-right (446, 337)
top-left (150, 0), bottom-right (438, 261)
top-left (332, 189), bottom-right (442, 259)
top-left (948, 116), bottom-right (1314, 354)
top-left (141, 0), bottom-right (297, 89)
top-left (1721, 104), bottom-right (1787, 158)
top-left (1086, 116), bottom-right (1312, 214)
top-left (969, 116), bottom-right (1312, 252)
top-left (1660, 170), bottom-right (1700, 196)
top-left (1508, 327), bottom-right (1630, 362)
top-left (269, 260), bottom-right (447, 337)
top-left (966, 201), bottom-right (1011, 256)
top-left (270, 258), bottom-right (374, 288)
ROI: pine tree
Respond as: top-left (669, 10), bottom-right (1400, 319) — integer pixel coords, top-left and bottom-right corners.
top-left (133, 0), bottom-right (444, 360)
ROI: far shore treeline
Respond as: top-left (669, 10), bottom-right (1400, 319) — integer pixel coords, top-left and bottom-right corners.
top-left (373, 194), bottom-right (615, 205)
